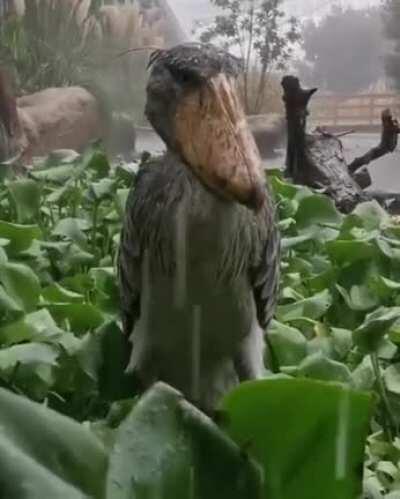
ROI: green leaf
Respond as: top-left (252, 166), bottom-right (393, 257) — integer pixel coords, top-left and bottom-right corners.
top-left (271, 176), bottom-right (301, 199)
top-left (277, 289), bottom-right (332, 322)
top-left (336, 284), bottom-right (379, 312)
top-left (0, 262), bottom-right (41, 312)
top-left (268, 320), bottom-right (307, 366)
top-left (80, 146), bottom-right (110, 178)
top-left (353, 307), bottom-right (400, 354)
top-left (352, 201), bottom-right (391, 231)
top-left (47, 303), bottom-right (104, 333)
top-left (296, 194), bottom-right (342, 229)
top-left (221, 379), bottom-right (373, 499)
top-left (42, 283), bottom-right (84, 304)
top-left (0, 343), bottom-right (58, 374)
top-left (281, 233), bottom-right (315, 250)
top-left (7, 179), bottom-right (42, 223)
top-left (330, 328), bottom-right (353, 359)
top-left (115, 188), bottom-right (130, 218)
top-left (107, 382), bottom-right (262, 499)
top-left (363, 476), bottom-right (384, 498)
top-left (46, 184), bottom-right (79, 205)
top-left (88, 178), bottom-right (115, 201)
top-left (297, 352), bottom-right (352, 383)
top-left (351, 357), bottom-right (376, 391)
top-left (375, 238), bottom-right (400, 260)
top-left (0, 388), bottom-right (107, 497)
top-left (0, 283), bottom-right (23, 317)
top-left (0, 309), bottom-right (63, 346)
top-left (327, 240), bottom-right (377, 265)
top-left (31, 164), bottom-right (77, 184)
top-left (52, 218), bottom-right (90, 247)
top-left (0, 245), bottom-right (7, 265)
top-left (0, 222), bottom-right (41, 254)
top-left (384, 365), bottom-right (400, 396)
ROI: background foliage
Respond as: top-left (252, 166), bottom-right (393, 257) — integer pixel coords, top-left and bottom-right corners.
top-left (196, 0), bottom-right (300, 114)
top-left (298, 5), bottom-right (384, 94)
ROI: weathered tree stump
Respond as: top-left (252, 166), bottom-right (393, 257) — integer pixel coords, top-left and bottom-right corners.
top-left (281, 75), bottom-right (400, 214)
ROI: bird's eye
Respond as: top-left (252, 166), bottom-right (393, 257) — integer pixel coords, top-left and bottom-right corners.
top-left (169, 66), bottom-right (196, 86)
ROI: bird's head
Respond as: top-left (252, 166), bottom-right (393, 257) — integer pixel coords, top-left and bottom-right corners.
top-left (145, 43), bottom-right (266, 212)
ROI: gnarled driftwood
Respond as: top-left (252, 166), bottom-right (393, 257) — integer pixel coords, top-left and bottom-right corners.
top-left (282, 75), bottom-right (400, 213)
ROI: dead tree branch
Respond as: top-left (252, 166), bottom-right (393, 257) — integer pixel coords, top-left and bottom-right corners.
top-left (282, 75), bottom-right (368, 213)
top-left (348, 109), bottom-right (400, 174)
top-left (281, 75), bottom-right (400, 214)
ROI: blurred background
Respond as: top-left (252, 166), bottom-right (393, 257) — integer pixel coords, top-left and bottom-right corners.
top-left (0, 0), bottom-right (399, 188)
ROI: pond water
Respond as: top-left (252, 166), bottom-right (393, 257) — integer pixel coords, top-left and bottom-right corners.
top-left (136, 129), bottom-right (400, 193)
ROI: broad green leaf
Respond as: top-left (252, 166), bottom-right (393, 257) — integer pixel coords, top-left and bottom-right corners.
top-left (0, 309), bottom-right (63, 346)
top-left (0, 343), bottom-right (58, 374)
top-left (0, 388), bottom-right (107, 497)
top-left (376, 238), bottom-right (400, 261)
top-left (62, 273), bottom-right (94, 294)
top-left (0, 283), bottom-right (23, 317)
top-left (0, 222), bottom-right (41, 254)
top-left (89, 267), bottom-right (119, 313)
top-left (42, 283), bottom-right (84, 304)
top-left (107, 383), bottom-right (262, 499)
top-left (281, 233), bottom-right (315, 250)
top-left (75, 332), bottom-right (103, 382)
top-left (297, 352), bottom-right (352, 383)
top-left (115, 188), bottom-right (130, 218)
top-left (88, 179), bottom-right (115, 201)
top-left (370, 275), bottom-right (400, 300)
top-left (353, 307), bottom-right (400, 354)
top-left (47, 303), bottom-right (104, 333)
top-left (0, 245), bottom-right (7, 265)
top-left (46, 184), bottom-right (79, 205)
top-left (0, 262), bottom-right (41, 312)
top-left (353, 202), bottom-right (391, 231)
top-left (376, 460), bottom-right (400, 483)
top-left (0, 435), bottom-right (85, 499)
top-left (337, 284), bottom-right (379, 312)
top-left (384, 365), bottom-right (400, 396)
top-left (296, 194), bottom-right (342, 229)
top-left (7, 179), bottom-right (42, 223)
top-left (63, 245), bottom-right (95, 267)
top-left (327, 240), bottom-right (377, 264)
top-left (221, 379), bottom-right (373, 499)
top-left (80, 146), bottom-right (110, 178)
top-left (52, 218), bottom-right (90, 247)
top-left (271, 176), bottom-right (301, 199)
top-left (363, 476), bottom-right (384, 498)
top-left (330, 328), bottom-right (353, 358)
top-left (352, 357), bottom-right (376, 391)
top-left (268, 320), bottom-right (307, 366)
top-left (277, 289), bottom-right (332, 322)
top-left (31, 164), bottom-right (77, 184)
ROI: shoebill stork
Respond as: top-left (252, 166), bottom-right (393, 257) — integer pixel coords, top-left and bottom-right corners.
top-left (118, 43), bottom-right (280, 412)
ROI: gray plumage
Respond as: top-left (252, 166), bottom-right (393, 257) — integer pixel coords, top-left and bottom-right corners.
top-left (118, 43), bottom-right (280, 411)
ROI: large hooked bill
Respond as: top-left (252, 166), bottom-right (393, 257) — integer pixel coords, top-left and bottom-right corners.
top-left (174, 73), bottom-right (266, 212)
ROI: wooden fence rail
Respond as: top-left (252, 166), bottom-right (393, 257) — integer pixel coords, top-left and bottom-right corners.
top-left (310, 93), bottom-right (400, 132)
